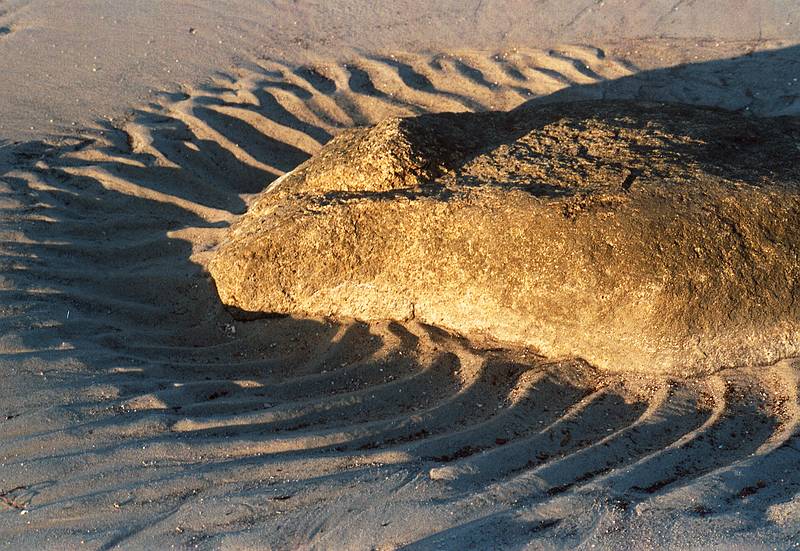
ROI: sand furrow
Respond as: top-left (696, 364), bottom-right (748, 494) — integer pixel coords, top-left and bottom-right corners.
top-left (2, 44), bottom-right (799, 549)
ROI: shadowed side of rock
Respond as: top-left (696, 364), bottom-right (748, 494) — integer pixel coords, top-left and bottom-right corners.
top-left (209, 101), bottom-right (800, 376)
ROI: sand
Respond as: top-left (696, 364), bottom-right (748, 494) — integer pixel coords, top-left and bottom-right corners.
top-left (1, 2), bottom-right (800, 549)
top-left (1, 1), bottom-right (799, 140)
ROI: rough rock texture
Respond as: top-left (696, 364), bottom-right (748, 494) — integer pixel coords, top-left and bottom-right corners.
top-left (209, 101), bottom-right (800, 375)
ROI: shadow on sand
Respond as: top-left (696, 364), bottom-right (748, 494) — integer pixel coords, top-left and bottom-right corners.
top-left (1, 43), bottom-right (799, 548)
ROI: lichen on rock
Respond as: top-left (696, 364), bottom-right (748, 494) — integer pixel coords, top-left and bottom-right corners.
top-left (209, 100), bottom-right (800, 376)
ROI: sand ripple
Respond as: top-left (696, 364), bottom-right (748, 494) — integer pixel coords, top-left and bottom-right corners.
top-left (1, 45), bottom-right (799, 548)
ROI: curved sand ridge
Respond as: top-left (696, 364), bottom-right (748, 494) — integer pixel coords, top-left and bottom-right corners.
top-left (211, 100), bottom-right (800, 375)
top-left (3, 46), bottom-right (800, 548)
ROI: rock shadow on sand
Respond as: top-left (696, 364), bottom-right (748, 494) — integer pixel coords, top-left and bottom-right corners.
top-left (1, 43), bottom-right (800, 549)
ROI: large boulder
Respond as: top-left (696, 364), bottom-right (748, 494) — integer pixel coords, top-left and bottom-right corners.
top-left (208, 101), bottom-right (800, 375)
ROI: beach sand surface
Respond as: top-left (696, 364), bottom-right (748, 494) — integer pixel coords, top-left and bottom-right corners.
top-left (1, 2), bottom-right (800, 549)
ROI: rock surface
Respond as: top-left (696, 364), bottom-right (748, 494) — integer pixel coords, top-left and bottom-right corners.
top-left (209, 101), bottom-right (800, 375)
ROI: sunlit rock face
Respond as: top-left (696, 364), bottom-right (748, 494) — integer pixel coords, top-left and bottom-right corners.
top-left (209, 100), bottom-right (800, 375)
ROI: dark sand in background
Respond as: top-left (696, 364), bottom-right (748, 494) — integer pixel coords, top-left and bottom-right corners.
top-left (1, 2), bottom-right (800, 549)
